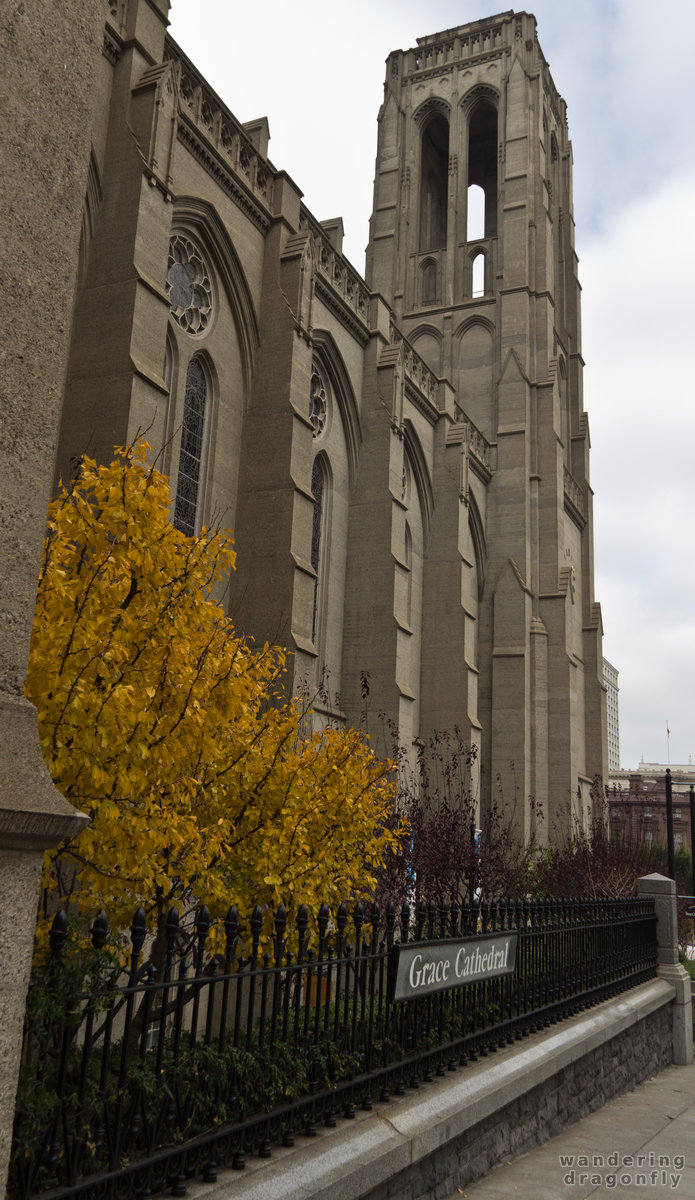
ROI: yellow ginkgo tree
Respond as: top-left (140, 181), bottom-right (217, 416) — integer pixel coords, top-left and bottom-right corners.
top-left (26, 443), bottom-right (398, 954)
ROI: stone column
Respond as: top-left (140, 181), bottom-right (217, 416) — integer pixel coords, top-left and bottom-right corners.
top-left (0, 0), bottom-right (112, 1186)
top-left (638, 873), bottom-right (693, 1065)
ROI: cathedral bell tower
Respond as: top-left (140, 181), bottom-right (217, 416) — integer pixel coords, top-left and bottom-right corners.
top-left (366, 11), bottom-right (607, 836)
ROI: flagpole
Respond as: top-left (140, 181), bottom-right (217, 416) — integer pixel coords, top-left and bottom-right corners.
top-left (667, 720), bottom-right (671, 765)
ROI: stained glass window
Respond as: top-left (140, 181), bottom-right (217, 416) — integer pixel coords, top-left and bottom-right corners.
top-left (405, 522), bottom-right (413, 624)
top-left (174, 358), bottom-right (207, 536)
top-left (311, 457), bottom-right (324, 643)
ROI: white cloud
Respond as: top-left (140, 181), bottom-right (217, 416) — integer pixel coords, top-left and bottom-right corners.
top-left (584, 169), bottom-right (695, 767)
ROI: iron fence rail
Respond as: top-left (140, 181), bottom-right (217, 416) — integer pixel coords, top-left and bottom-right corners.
top-left (10, 895), bottom-right (656, 1200)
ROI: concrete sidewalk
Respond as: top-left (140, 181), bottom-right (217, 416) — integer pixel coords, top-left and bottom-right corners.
top-left (450, 1061), bottom-right (695, 1199)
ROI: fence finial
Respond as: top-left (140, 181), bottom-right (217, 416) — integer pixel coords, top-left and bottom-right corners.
top-left (49, 909), bottom-right (68, 956)
top-left (91, 909), bottom-right (109, 949)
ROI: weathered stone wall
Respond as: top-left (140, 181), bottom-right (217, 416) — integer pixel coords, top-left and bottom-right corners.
top-left (199, 979), bottom-right (679, 1200)
top-left (374, 1004), bottom-right (673, 1200)
top-left (0, 0), bottom-right (108, 1187)
top-left (0, 0), bottom-right (104, 700)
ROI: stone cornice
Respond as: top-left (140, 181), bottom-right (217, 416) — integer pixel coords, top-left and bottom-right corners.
top-left (403, 380), bottom-right (439, 426)
top-left (176, 121), bottom-right (270, 235)
top-left (165, 36), bottom-right (275, 223)
top-left (0, 695), bottom-right (88, 851)
top-left (314, 276), bottom-right (370, 347)
top-left (389, 323), bottom-right (439, 408)
top-left (300, 210), bottom-right (371, 344)
top-left (402, 49), bottom-right (509, 88)
top-left (446, 419), bottom-right (494, 482)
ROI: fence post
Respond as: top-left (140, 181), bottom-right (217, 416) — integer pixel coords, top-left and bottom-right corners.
top-left (637, 873), bottom-right (693, 1064)
top-left (665, 770), bottom-right (675, 882)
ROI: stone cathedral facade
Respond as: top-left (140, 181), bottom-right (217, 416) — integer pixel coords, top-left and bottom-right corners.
top-left (56, 2), bottom-right (607, 839)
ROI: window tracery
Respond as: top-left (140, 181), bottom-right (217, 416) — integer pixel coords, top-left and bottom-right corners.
top-left (311, 457), bottom-right (325, 643)
top-left (167, 234), bottom-right (213, 335)
top-left (174, 357), bottom-right (207, 535)
top-left (309, 368), bottom-right (327, 438)
top-left (405, 521), bottom-right (413, 625)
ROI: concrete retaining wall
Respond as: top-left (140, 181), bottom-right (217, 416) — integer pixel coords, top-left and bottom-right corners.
top-left (190, 978), bottom-right (676, 1200)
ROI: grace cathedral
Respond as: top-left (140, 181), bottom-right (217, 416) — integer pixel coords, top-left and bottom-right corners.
top-left (55, 2), bottom-right (607, 839)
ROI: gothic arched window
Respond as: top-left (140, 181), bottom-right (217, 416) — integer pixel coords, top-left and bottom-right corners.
top-left (311, 456), bottom-right (326, 644)
top-left (419, 114), bottom-right (449, 252)
top-left (397, 450), bottom-right (425, 749)
top-left (467, 184), bottom-right (485, 242)
top-left (404, 521), bottom-right (413, 625)
top-left (421, 259), bottom-right (438, 306)
top-left (174, 357), bottom-right (207, 535)
top-left (471, 249), bottom-right (486, 297)
top-left (467, 100), bottom-right (498, 238)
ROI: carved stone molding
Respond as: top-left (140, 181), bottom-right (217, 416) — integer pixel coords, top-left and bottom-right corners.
top-left (309, 368), bottom-right (327, 439)
top-left (166, 233), bottom-right (214, 335)
top-left (413, 96), bottom-right (452, 126)
top-left (176, 122), bottom-right (270, 234)
top-left (102, 29), bottom-right (121, 64)
top-left (461, 83), bottom-right (500, 114)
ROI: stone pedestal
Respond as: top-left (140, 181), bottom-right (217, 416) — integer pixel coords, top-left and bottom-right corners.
top-left (638, 873), bottom-right (693, 1064)
top-left (0, 707), bottom-right (86, 1183)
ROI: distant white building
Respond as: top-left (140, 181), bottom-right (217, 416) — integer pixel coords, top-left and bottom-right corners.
top-left (603, 659), bottom-right (620, 773)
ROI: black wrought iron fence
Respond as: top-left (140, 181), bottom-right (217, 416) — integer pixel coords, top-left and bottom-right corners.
top-left (10, 895), bottom-right (656, 1200)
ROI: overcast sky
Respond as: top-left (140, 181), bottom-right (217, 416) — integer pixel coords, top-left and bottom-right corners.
top-left (168, 0), bottom-right (695, 772)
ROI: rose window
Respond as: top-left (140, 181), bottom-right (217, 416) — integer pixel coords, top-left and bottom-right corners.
top-left (309, 369), bottom-right (327, 438)
top-left (166, 235), bottom-right (213, 335)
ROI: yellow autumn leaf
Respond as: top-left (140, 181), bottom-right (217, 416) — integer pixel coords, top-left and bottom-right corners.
top-left (27, 440), bottom-right (402, 953)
